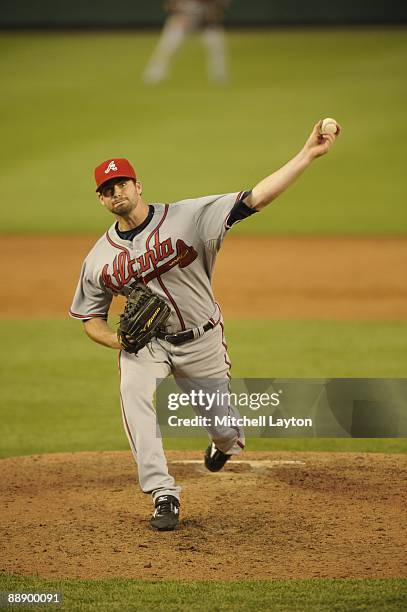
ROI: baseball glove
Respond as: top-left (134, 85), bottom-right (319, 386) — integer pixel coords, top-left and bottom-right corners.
top-left (117, 284), bottom-right (171, 354)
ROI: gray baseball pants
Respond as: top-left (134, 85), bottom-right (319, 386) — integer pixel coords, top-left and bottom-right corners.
top-left (118, 321), bottom-right (244, 503)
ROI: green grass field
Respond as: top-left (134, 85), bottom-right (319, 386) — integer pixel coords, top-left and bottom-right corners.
top-left (0, 576), bottom-right (406, 612)
top-left (1, 319), bottom-right (406, 458)
top-left (0, 28), bottom-right (406, 235)
top-left (1, 27), bottom-right (406, 612)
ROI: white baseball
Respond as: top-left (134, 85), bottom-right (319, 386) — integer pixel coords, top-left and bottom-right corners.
top-left (320, 117), bottom-right (338, 135)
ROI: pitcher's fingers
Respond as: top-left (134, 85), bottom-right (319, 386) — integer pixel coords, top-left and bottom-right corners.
top-left (321, 133), bottom-right (336, 144)
top-left (315, 120), bottom-right (323, 134)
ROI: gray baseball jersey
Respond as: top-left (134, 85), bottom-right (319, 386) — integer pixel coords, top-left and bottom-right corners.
top-left (70, 192), bottom-right (245, 330)
top-left (70, 191), bottom-right (255, 503)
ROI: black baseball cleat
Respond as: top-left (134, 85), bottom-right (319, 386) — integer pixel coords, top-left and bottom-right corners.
top-left (150, 495), bottom-right (180, 531)
top-left (204, 442), bottom-right (232, 472)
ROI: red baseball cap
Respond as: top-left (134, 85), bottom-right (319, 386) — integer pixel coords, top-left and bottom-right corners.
top-left (94, 158), bottom-right (137, 191)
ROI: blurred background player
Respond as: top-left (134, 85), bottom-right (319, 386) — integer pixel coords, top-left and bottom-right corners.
top-left (143, 0), bottom-right (231, 83)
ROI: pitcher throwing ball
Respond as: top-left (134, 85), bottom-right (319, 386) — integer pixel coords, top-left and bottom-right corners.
top-left (70, 120), bottom-right (340, 531)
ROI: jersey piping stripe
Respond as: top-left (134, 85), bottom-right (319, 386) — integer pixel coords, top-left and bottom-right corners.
top-left (219, 320), bottom-right (232, 380)
top-left (69, 310), bottom-right (107, 320)
top-left (105, 231), bottom-right (132, 254)
top-left (209, 302), bottom-right (222, 329)
top-left (145, 205), bottom-right (187, 331)
top-left (156, 276), bottom-right (186, 331)
top-left (144, 203), bottom-right (170, 250)
top-left (118, 352), bottom-right (138, 457)
top-left (218, 317), bottom-right (244, 449)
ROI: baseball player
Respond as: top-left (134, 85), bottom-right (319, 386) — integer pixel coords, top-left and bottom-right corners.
top-left (143, 0), bottom-right (231, 84)
top-left (70, 120), bottom-right (340, 531)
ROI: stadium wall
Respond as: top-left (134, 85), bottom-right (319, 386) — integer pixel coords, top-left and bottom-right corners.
top-left (1, 0), bottom-right (406, 28)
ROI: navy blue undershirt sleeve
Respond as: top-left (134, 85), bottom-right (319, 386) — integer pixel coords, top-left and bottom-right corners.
top-left (225, 190), bottom-right (257, 229)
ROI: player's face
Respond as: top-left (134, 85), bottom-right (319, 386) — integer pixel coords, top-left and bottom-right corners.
top-left (98, 178), bottom-right (142, 216)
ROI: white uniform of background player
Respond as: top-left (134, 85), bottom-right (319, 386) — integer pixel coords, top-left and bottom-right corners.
top-left (143, 0), bottom-right (231, 83)
top-left (70, 121), bottom-right (340, 530)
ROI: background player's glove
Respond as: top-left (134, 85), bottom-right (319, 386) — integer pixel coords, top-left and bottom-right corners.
top-left (117, 284), bottom-right (171, 354)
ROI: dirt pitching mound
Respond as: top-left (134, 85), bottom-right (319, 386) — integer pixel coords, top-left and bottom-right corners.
top-left (1, 451), bottom-right (406, 581)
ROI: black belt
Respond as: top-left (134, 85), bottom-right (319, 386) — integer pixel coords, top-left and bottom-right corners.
top-left (156, 321), bottom-right (214, 346)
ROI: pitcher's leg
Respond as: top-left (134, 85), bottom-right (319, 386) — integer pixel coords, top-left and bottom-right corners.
top-left (176, 375), bottom-right (243, 454)
top-left (119, 346), bottom-right (181, 502)
top-left (173, 322), bottom-right (245, 455)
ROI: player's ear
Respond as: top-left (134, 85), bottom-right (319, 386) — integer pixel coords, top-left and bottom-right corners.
top-left (135, 180), bottom-right (143, 196)
top-left (97, 192), bottom-right (105, 207)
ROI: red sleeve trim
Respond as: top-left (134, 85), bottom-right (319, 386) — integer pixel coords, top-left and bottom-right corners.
top-left (69, 310), bottom-right (108, 320)
top-left (235, 191), bottom-right (244, 203)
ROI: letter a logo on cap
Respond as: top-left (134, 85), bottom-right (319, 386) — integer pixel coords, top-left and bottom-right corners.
top-left (94, 158), bottom-right (137, 191)
top-left (104, 160), bottom-right (118, 174)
